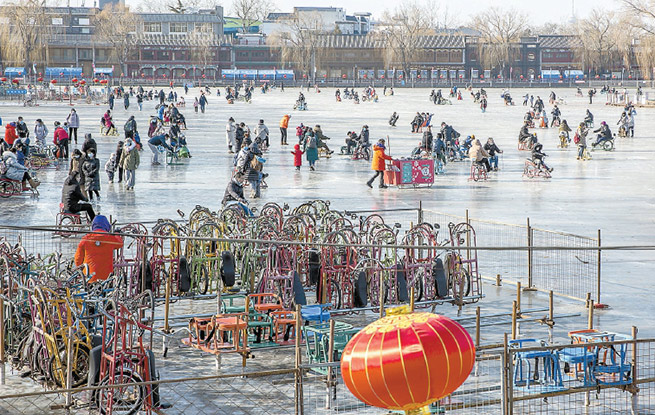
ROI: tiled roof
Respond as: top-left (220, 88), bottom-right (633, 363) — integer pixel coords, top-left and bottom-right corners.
top-left (538, 35), bottom-right (583, 49)
top-left (134, 33), bottom-right (226, 47)
top-left (315, 34), bottom-right (465, 49)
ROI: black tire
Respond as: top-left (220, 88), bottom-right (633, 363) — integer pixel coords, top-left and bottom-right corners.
top-left (329, 280), bottom-right (341, 309)
top-left (603, 140), bottom-right (614, 151)
top-left (178, 256), bottom-right (190, 293)
top-left (396, 266), bottom-right (409, 303)
top-left (353, 271), bottom-right (368, 308)
top-left (220, 251), bottom-right (236, 287)
top-left (95, 369), bottom-right (145, 415)
top-left (197, 264), bottom-right (209, 295)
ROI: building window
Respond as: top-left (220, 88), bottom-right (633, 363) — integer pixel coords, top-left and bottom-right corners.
top-left (527, 53), bottom-right (535, 61)
top-left (144, 22), bottom-right (162, 33)
top-left (52, 17), bottom-right (63, 25)
top-left (78, 18), bottom-right (90, 25)
top-left (195, 23), bottom-right (211, 33)
top-left (81, 28), bottom-right (90, 34)
top-left (142, 50), bottom-right (154, 60)
top-left (79, 49), bottom-right (91, 59)
top-left (170, 22), bottom-right (186, 33)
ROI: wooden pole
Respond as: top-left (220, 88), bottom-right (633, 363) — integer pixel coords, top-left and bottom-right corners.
top-left (527, 218), bottom-right (533, 289)
top-left (631, 326), bottom-right (638, 413)
top-left (295, 304), bottom-right (303, 415)
top-left (0, 298), bottom-right (4, 385)
top-left (379, 275), bottom-right (385, 319)
top-left (511, 301), bottom-right (517, 340)
top-left (496, 274), bottom-right (502, 286)
top-left (587, 300), bottom-right (594, 330)
top-left (516, 281), bottom-right (521, 313)
top-left (475, 306), bottom-right (481, 348)
top-left (597, 229), bottom-right (603, 306)
top-left (410, 287), bottom-right (415, 312)
top-left (65, 326), bottom-right (74, 408)
top-left (326, 319), bottom-right (335, 409)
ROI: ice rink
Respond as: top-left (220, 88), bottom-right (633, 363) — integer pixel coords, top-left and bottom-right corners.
top-left (0, 84), bottom-right (653, 332)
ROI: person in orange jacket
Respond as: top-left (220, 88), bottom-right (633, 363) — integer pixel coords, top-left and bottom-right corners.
top-left (367, 138), bottom-right (393, 189)
top-left (279, 114), bottom-right (291, 145)
top-left (74, 215), bottom-right (123, 284)
top-left (2, 122), bottom-right (18, 152)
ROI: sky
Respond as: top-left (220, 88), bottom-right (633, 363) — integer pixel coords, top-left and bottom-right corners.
top-left (54, 0), bottom-right (622, 25)
top-left (262, 0), bottom-right (621, 24)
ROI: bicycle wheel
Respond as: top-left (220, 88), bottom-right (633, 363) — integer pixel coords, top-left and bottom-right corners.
top-left (49, 343), bottom-right (90, 388)
top-left (95, 368), bottom-right (145, 415)
top-left (451, 268), bottom-right (471, 303)
top-left (58, 215), bottom-right (78, 238)
top-left (0, 181), bottom-right (12, 198)
top-left (603, 140), bottom-right (614, 151)
top-left (329, 280), bottom-right (341, 310)
top-left (197, 264), bottom-right (209, 295)
top-left (472, 166), bottom-right (481, 182)
top-left (409, 272), bottom-right (424, 303)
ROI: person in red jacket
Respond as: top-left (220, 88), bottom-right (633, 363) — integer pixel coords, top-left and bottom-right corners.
top-left (2, 122), bottom-right (18, 152)
top-left (74, 215), bottom-right (123, 284)
top-left (367, 139), bottom-right (393, 189)
top-left (291, 143), bottom-right (303, 171)
top-left (53, 121), bottom-right (69, 159)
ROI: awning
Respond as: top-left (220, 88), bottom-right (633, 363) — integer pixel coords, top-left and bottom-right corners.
top-left (93, 67), bottom-right (114, 75)
top-left (4, 67), bottom-right (25, 77)
top-left (45, 67), bottom-right (83, 77)
top-left (541, 69), bottom-right (561, 79)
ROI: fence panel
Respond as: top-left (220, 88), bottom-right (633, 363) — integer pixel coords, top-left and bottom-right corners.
top-left (0, 370), bottom-right (298, 415)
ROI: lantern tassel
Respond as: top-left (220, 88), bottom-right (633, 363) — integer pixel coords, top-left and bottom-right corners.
top-left (405, 406), bottom-right (431, 415)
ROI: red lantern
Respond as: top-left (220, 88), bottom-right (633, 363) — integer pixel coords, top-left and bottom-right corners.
top-left (342, 74), bottom-right (346, 79)
top-left (80, 80), bottom-right (86, 85)
top-left (263, 74), bottom-right (267, 78)
top-left (202, 74), bottom-right (206, 78)
top-left (596, 75), bottom-right (600, 79)
top-left (283, 74), bottom-right (287, 79)
top-left (243, 74), bottom-right (247, 78)
top-left (181, 73), bottom-right (186, 78)
top-left (341, 311), bottom-right (475, 412)
top-left (222, 74), bottom-right (226, 78)
top-left (497, 74), bottom-right (501, 79)
top-left (323, 74), bottom-right (327, 78)
top-left (0, 77), bottom-right (7, 82)
top-left (303, 74), bottom-right (307, 78)
top-left (381, 75), bottom-right (385, 79)
top-left (37, 77), bottom-right (43, 82)
top-left (93, 78), bottom-right (99, 83)
top-left (38, 72), bottom-right (41, 76)
top-left (100, 79), bottom-right (108, 84)
top-left (163, 74), bottom-right (167, 78)
top-left (480, 75), bottom-right (484, 79)
top-left (11, 78), bottom-right (19, 84)
top-left (520, 75), bottom-right (524, 79)
top-left (141, 73), bottom-right (145, 78)
top-left (120, 73), bottom-right (124, 77)
top-left (60, 72), bottom-right (64, 76)
top-left (51, 79), bottom-right (58, 84)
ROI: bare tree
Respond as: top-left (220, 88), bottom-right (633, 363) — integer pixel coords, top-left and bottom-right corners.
top-left (94, 4), bottom-right (141, 75)
top-left (270, 11), bottom-right (324, 80)
top-left (376, 1), bottom-right (434, 77)
top-left (622, 0), bottom-right (655, 78)
top-left (230, 0), bottom-right (275, 34)
top-left (470, 7), bottom-right (530, 77)
top-left (577, 9), bottom-right (628, 75)
top-left (0, 0), bottom-right (50, 74)
top-left (189, 30), bottom-right (215, 71)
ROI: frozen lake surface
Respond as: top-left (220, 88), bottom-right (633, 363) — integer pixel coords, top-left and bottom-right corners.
top-left (0, 85), bottom-right (653, 334)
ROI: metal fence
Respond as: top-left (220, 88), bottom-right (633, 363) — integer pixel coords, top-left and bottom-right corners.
top-left (421, 208), bottom-right (601, 304)
top-left (0, 203), bottom-right (602, 306)
top-left (0, 368), bottom-right (297, 415)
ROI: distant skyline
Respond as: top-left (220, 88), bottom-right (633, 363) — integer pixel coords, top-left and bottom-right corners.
top-left (49, 0), bottom-right (622, 25)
